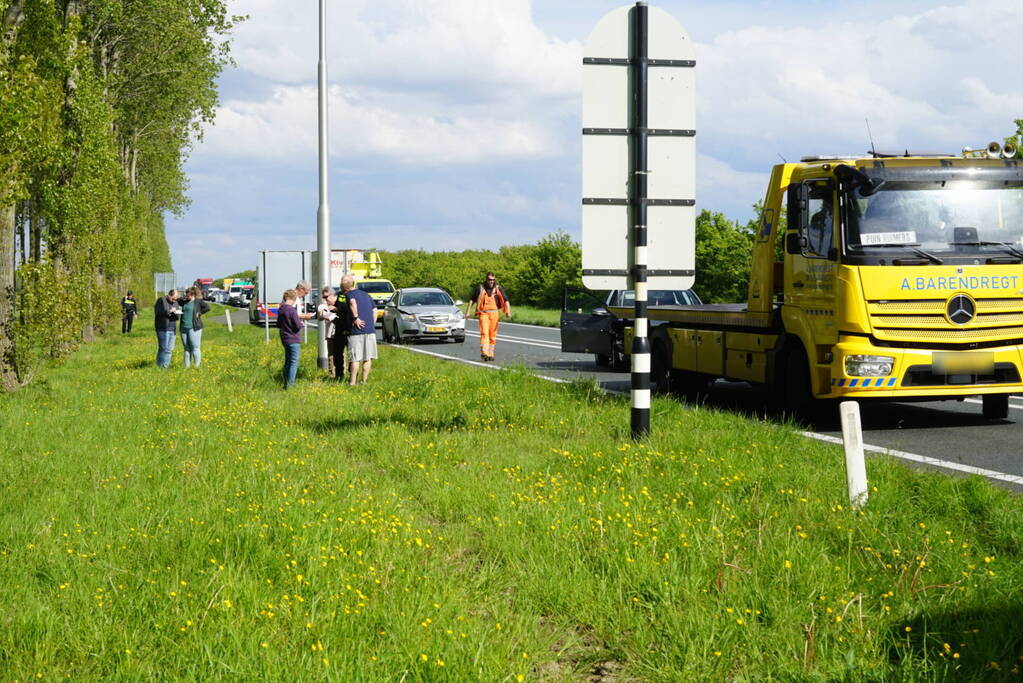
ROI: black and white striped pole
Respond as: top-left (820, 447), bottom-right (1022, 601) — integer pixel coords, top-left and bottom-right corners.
top-left (629, 3), bottom-right (651, 439)
top-left (581, 3), bottom-right (696, 441)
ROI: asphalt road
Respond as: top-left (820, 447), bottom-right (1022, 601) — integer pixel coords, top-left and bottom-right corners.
top-left (218, 307), bottom-right (1023, 489)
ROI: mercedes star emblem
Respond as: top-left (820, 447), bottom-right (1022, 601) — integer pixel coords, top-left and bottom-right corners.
top-left (946, 294), bottom-right (976, 325)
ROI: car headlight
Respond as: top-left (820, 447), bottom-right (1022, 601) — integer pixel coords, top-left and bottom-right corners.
top-left (844, 354), bottom-right (894, 377)
top-left (453, 310), bottom-right (464, 321)
top-left (400, 313), bottom-right (416, 322)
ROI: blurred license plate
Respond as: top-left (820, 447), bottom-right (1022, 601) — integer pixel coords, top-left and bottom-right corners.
top-left (932, 351), bottom-right (993, 375)
top-left (426, 326), bottom-right (446, 333)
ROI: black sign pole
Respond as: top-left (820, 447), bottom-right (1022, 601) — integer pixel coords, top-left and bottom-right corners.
top-left (630, 2), bottom-right (651, 439)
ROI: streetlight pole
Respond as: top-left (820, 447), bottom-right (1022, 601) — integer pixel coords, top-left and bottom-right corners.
top-left (316, 0), bottom-right (331, 369)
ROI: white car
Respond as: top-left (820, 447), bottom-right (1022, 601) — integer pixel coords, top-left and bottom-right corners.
top-left (381, 287), bottom-right (466, 344)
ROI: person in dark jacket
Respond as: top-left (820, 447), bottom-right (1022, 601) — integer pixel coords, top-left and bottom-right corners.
top-left (277, 288), bottom-right (314, 388)
top-left (121, 290), bottom-right (137, 333)
top-left (178, 286), bottom-right (210, 369)
top-left (154, 289), bottom-right (181, 368)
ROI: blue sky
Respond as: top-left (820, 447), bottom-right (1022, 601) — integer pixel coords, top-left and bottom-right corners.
top-left (167, 0), bottom-right (1023, 284)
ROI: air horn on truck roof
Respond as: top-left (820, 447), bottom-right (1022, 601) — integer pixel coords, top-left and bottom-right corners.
top-left (962, 141), bottom-right (1016, 159)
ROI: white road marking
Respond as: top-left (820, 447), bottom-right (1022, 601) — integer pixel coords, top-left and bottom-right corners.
top-left (464, 329), bottom-right (561, 350)
top-left (468, 320), bottom-right (557, 331)
top-left (803, 431), bottom-right (1023, 486)
top-left (962, 397), bottom-right (1023, 410)
top-left (395, 344), bottom-right (572, 384)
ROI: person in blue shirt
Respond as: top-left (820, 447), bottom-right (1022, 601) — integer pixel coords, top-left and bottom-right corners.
top-left (341, 274), bottom-right (377, 385)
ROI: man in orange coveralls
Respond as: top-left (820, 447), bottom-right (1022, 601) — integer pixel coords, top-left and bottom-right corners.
top-left (465, 272), bottom-right (511, 362)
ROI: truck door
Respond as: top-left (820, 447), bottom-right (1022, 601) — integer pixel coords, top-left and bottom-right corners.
top-left (786, 179), bottom-right (839, 343)
top-left (560, 287), bottom-right (613, 356)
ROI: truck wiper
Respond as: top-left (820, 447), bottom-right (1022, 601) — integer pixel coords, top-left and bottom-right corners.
top-left (850, 242), bottom-right (943, 264)
top-left (949, 240), bottom-right (1023, 260)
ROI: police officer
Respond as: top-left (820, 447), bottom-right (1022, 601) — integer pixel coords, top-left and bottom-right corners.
top-left (121, 290), bottom-right (138, 333)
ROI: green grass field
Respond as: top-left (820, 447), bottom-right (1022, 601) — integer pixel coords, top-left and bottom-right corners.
top-left (507, 306), bottom-right (560, 328)
top-left (2, 316), bottom-right (1022, 680)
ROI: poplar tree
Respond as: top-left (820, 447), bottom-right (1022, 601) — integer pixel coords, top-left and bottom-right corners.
top-left (0, 0), bottom-right (238, 389)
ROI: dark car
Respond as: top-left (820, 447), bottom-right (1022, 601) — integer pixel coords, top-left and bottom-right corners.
top-left (560, 288), bottom-right (702, 370)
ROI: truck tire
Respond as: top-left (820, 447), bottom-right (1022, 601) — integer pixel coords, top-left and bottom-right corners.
top-left (782, 345), bottom-right (815, 421)
top-left (673, 370), bottom-right (709, 400)
top-left (651, 342), bottom-right (672, 394)
top-left (982, 394), bottom-right (1009, 420)
top-left (609, 341), bottom-right (627, 372)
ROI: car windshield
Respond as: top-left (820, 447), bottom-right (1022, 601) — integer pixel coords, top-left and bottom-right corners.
top-left (358, 281), bottom-right (394, 293)
top-left (620, 289), bottom-right (698, 306)
top-left (846, 182), bottom-right (1023, 256)
top-left (400, 291), bottom-right (453, 306)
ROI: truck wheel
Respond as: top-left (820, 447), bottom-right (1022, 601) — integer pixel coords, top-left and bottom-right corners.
top-left (609, 342), bottom-right (627, 372)
top-left (673, 371), bottom-right (708, 400)
top-left (651, 343), bottom-right (672, 394)
top-left (782, 346), bottom-right (815, 421)
top-left (982, 394), bottom-right (1009, 420)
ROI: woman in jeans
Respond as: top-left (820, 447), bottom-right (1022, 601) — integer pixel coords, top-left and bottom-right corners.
top-left (179, 286), bottom-right (210, 368)
top-left (277, 289), bottom-right (313, 388)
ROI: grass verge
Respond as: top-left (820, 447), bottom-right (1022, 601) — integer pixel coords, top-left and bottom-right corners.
top-left (509, 306), bottom-right (560, 328)
top-left (1, 315), bottom-right (1022, 679)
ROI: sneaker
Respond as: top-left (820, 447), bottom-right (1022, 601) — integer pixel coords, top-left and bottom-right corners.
top-left (481, 353), bottom-right (488, 361)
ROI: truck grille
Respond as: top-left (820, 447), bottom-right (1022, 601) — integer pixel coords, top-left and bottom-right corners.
top-left (868, 298), bottom-right (1023, 344)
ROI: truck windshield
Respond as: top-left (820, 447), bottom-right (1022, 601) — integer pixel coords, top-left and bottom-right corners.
top-left (845, 181), bottom-right (1023, 258)
top-left (357, 281), bottom-right (394, 293)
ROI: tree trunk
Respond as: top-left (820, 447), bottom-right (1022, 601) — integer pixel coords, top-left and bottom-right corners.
top-left (0, 200), bottom-right (20, 391)
top-left (30, 205), bottom-right (41, 261)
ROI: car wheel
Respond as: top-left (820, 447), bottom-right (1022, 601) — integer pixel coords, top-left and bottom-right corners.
top-left (594, 353), bottom-right (610, 367)
top-left (983, 394), bottom-right (1009, 420)
top-left (608, 341), bottom-right (627, 372)
top-left (454, 334), bottom-right (465, 344)
top-left (382, 322), bottom-right (393, 343)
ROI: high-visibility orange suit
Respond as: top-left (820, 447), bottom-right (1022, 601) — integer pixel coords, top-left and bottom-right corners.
top-left (469, 281), bottom-right (510, 361)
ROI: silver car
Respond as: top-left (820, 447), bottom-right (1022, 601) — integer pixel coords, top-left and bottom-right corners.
top-left (382, 287), bottom-right (466, 344)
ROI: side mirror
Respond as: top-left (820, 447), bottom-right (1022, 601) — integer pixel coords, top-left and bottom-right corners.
top-left (785, 232), bottom-right (803, 255)
top-left (592, 307), bottom-right (610, 317)
top-left (454, 299), bottom-right (463, 306)
top-left (787, 182), bottom-right (811, 233)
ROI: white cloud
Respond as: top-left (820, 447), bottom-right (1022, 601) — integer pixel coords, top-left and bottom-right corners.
top-left (229, 0), bottom-right (581, 98)
top-left (696, 0), bottom-right (1023, 166)
top-left (203, 84), bottom-right (563, 165)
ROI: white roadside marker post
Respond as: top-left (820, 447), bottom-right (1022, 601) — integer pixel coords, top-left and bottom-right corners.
top-left (225, 306), bottom-right (233, 333)
top-left (840, 400), bottom-right (868, 508)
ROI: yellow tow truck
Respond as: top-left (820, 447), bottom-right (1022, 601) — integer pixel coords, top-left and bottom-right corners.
top-left (610, 147), bottom-right (1023, 418)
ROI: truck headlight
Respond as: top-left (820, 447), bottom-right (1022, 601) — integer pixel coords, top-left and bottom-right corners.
top-left (844, 354), bottom-right (894, 377)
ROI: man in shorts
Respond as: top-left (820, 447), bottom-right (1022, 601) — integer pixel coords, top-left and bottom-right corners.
top-left (341, 274), bottom-right (377, 385)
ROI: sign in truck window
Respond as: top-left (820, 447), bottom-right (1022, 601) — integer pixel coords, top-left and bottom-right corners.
top-left (859, 231), bottom-right (916, 246)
